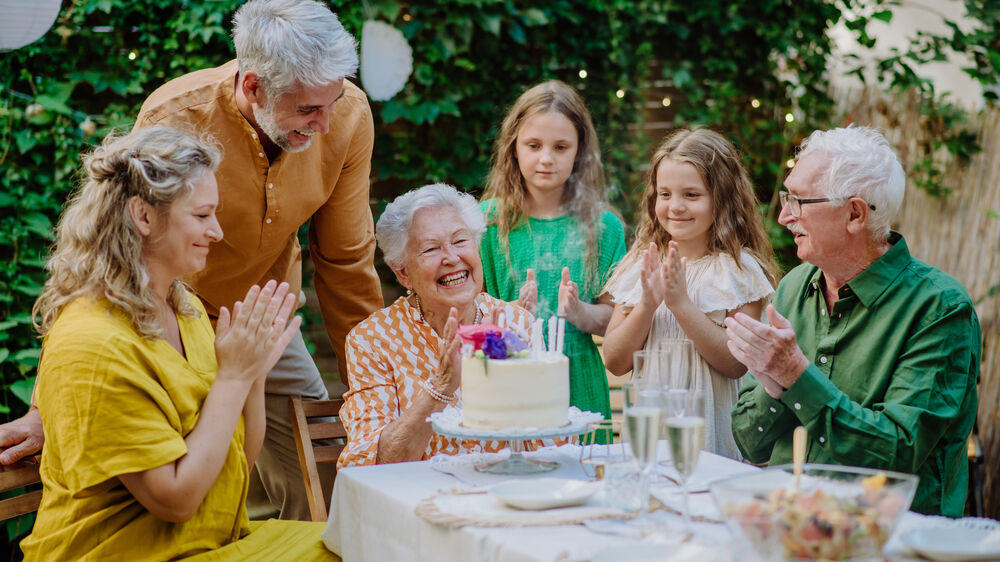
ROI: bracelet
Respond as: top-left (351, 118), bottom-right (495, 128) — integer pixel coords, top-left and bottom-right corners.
top-left (423, 383), bottom-right (456, 404)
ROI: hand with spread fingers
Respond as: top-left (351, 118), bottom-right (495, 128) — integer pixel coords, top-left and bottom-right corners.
top-left (517, 268), bottom-right (538, 316)
top-left (724, 304), bottom-right (810, 398)
top-left (214, 280), bottom-right (302, 385)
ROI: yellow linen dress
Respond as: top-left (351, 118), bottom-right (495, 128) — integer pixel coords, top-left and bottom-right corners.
top-left (20, 296), bottom-right (333, 561)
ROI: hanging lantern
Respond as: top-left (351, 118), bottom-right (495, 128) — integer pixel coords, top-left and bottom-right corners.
top-left (360, 20), bottom-right (413, 102)
top-left (0, 0), bottom-right (62, 52)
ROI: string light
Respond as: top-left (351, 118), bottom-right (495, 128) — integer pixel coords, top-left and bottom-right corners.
top-left (402, 13), bottom-right (413, 21)
top-left (128, 50), bottom-right (137, 61)
top-left (615, 89), bottom-right (625, 99)
top-left (784, 112), bottom-right (795, 123)
top-left (786, 159), bottom-right (796, 168)
top-left (751, 99), bottom-right (760, 108)
top-left (578, 69), bottom-right (588, 79)
top-left (661, 97), bottom-right (671, 107)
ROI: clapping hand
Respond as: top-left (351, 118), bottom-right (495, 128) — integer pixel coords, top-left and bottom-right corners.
top-left (724, 305), bottom-right (810, 399)
top-left (517, 268), bottom-right (538, 316)
top-left (557, 267), bottom-right (581, 319)
top-left (431, 308), bottom-right (462, 397)
top-left (660, 241), bottom-right (688, 310)
top-left (638, 242), bottom-right (665, 311)
top-left (215, 280), bottom-right (302, 385)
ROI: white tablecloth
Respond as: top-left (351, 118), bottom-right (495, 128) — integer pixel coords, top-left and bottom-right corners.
top-left (321, 443), bottom-right (982, 562)
top-left (323, 444), bottom-right (760, 562)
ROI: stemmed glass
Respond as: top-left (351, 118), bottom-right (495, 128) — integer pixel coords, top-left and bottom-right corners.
top-left (579, 420), bottom-right (626, 480)
top-left (632, 343), bottom-right (694, 470)
top-left (622, 382), bottom-right (661, 514)
top-left (664, 388), bottom-right (706, 534)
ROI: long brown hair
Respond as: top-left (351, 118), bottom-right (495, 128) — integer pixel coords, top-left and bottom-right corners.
top-left (481, 80), bottom-right (608, 292)
top-left (33, 126), bottom-right (221, 338)
top-left (611, 128), bottom-right (778, 287)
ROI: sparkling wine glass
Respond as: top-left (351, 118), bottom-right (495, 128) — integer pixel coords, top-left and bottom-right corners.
top-left (632, 342), bottom-right (694, 470)
top-left (622, 382), bottom-right (661, 514)
top-left (664, 388), bottom-right (706, 534)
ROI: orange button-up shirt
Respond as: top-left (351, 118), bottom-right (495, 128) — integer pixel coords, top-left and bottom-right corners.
top-left (135, 60), bottom-right (382, 380)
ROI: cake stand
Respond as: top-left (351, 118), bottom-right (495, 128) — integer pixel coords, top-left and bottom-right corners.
top-left (429, 406), bottom-right (604, 475)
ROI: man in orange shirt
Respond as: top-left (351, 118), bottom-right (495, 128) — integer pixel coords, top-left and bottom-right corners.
top-left (0, 0), bottom-right (382, 521)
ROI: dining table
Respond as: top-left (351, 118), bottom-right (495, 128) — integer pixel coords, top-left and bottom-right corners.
top-left (321, 443), bottom-right (999, 562)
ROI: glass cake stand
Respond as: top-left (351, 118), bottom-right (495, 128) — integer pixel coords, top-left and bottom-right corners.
top-left (429, 407), bottom-right (604, 475)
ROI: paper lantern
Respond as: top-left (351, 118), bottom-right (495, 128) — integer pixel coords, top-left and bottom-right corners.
top-left (0, 0), bottom-right (62, 51)
top-left (360, 20), bottom-right (413, 102)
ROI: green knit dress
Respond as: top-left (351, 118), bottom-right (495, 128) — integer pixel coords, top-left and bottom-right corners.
top-left (479, 200), bottom-right (627, 419)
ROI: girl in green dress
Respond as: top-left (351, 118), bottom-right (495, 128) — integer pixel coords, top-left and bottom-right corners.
top-left (479, 80), bottom-right (626, 419)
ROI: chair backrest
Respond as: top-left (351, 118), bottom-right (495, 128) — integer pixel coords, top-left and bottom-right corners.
top-left (0, 455), bottom-right (42, 521)
top-left (289, 396), bottom-right (347, 522)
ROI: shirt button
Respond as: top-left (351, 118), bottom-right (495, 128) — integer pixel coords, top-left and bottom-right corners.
top-left (837, 313), bottom-right (842, 319)
top-left (794, 403), bottom-right (802, 410)
top-left (252, 132), bottom-right (258, 139)
top-left (265, 218), bottom-right (272, 224)
top-left (757, 426), bottom-right (764, 432)
top-left (820, 356), bottom-right (828, 364)
top-left (258, 152), bottom-right (265, 158)
top-left (769, 406), bottom-right (777, 413)
top-left (268, 183), bottom-right (274, 189)
top-left (819, 436), bottom-right (826, 443)
top-left (821, 309), bottom-right (826, 316)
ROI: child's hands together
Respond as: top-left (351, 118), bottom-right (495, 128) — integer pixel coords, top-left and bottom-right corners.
top-left (517, 268), bottom-right (537, 315)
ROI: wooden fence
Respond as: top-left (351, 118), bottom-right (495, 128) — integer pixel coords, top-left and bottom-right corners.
top-left (840, 89), bottom-right (1000, 517)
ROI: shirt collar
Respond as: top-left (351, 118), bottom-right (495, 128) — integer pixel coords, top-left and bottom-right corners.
top-left (845, 231), bottom-right (911, 307)
top-left (803, 232), bottom-right (911, 308)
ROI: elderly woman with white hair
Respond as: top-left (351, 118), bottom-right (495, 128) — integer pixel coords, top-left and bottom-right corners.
top-left (338, 184), bottom-right (533, 467)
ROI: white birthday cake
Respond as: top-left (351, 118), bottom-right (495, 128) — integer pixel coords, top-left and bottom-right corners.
top-left (457, 324), bottom-right (569, 430)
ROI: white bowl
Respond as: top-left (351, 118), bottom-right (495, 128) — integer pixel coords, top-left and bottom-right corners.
top-left (489, 478), bottom-right (598, 510)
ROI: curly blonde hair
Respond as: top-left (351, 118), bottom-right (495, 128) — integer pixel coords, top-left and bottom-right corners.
top-left (33, 126), bottom-right (221, 338)
top-left (611, 128), bottom-right (778, 288)
top-left (481, 80), bottom-right (609, 292)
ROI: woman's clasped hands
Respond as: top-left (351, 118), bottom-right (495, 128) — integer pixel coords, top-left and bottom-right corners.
top-left (214, 280), bottom-right (302, 385)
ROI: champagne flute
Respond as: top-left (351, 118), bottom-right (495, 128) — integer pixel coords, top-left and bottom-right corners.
top-left (623, 382), bottom-right (661, 514)
top-left (633, 343), bottom-right (694, 470)
top-left (664, 388), bottom-right (706, 534)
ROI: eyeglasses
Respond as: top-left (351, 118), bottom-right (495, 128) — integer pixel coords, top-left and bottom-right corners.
top-left (778, 191), bottom-right (876, 218)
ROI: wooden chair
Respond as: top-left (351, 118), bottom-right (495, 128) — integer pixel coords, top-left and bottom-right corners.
top-left (289, 396), bottom-right (347, 522)
top-left (966, 428), bottom-right (985, 517)
top-left (0, 454), bottom-right (42, 521)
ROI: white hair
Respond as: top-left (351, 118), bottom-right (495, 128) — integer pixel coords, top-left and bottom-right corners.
top-left (232, 0), bottom-right (358, 99)
top-left (376, 183), bottom-right (487, 269)
top-left (797, 126), bottom-right (905, 242)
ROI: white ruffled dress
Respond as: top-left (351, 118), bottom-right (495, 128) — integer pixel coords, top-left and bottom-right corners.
top-left (606, 250), bottom-right (774, 460)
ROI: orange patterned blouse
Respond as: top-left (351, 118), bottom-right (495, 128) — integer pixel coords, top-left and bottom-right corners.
top-left (338, 293), bottom-right (534, 468)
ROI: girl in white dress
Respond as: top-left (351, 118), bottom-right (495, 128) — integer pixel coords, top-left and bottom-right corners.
top-left (602, 129), bottom-right (779, 459)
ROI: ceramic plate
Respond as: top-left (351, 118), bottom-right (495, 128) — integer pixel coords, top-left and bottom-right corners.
top-left (900, 527), bottom-right (1000, 561)
top-left (489, 478), bottom-right (598, 510)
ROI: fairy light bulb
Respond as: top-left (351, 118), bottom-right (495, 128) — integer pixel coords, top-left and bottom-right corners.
top-left (615, 89), bottom-right (625, 99)
top-left (578, 69), bottom-right (588, 79)
top-left (661, 97), bottom-right (671, 107)
top-left (751, 99), bottom-right (761, 108)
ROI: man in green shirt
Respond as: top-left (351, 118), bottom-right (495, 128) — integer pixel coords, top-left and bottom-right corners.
top-left (725, 126), bottom-right (980, 517)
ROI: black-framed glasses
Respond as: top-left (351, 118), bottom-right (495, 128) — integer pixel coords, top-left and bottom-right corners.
top-left (778, 191), bottom-right (876, 218)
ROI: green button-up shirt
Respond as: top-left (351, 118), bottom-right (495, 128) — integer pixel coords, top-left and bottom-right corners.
top-left (732, 232), bottom-right (980, 517)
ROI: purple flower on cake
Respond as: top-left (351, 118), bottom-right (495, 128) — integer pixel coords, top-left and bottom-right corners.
top-left (481, 332), bottom-right (507, 359)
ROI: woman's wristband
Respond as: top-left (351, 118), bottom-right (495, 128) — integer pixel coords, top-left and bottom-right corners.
top-left (423, 383), bottom-right (456, 404)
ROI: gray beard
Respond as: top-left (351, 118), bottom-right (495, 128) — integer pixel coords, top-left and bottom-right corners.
top-left (255, 104), bottom-right (312, 154)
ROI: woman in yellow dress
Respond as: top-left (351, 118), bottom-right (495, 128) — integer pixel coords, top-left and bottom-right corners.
top-left (20, 126), bottom-right (335, 561)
